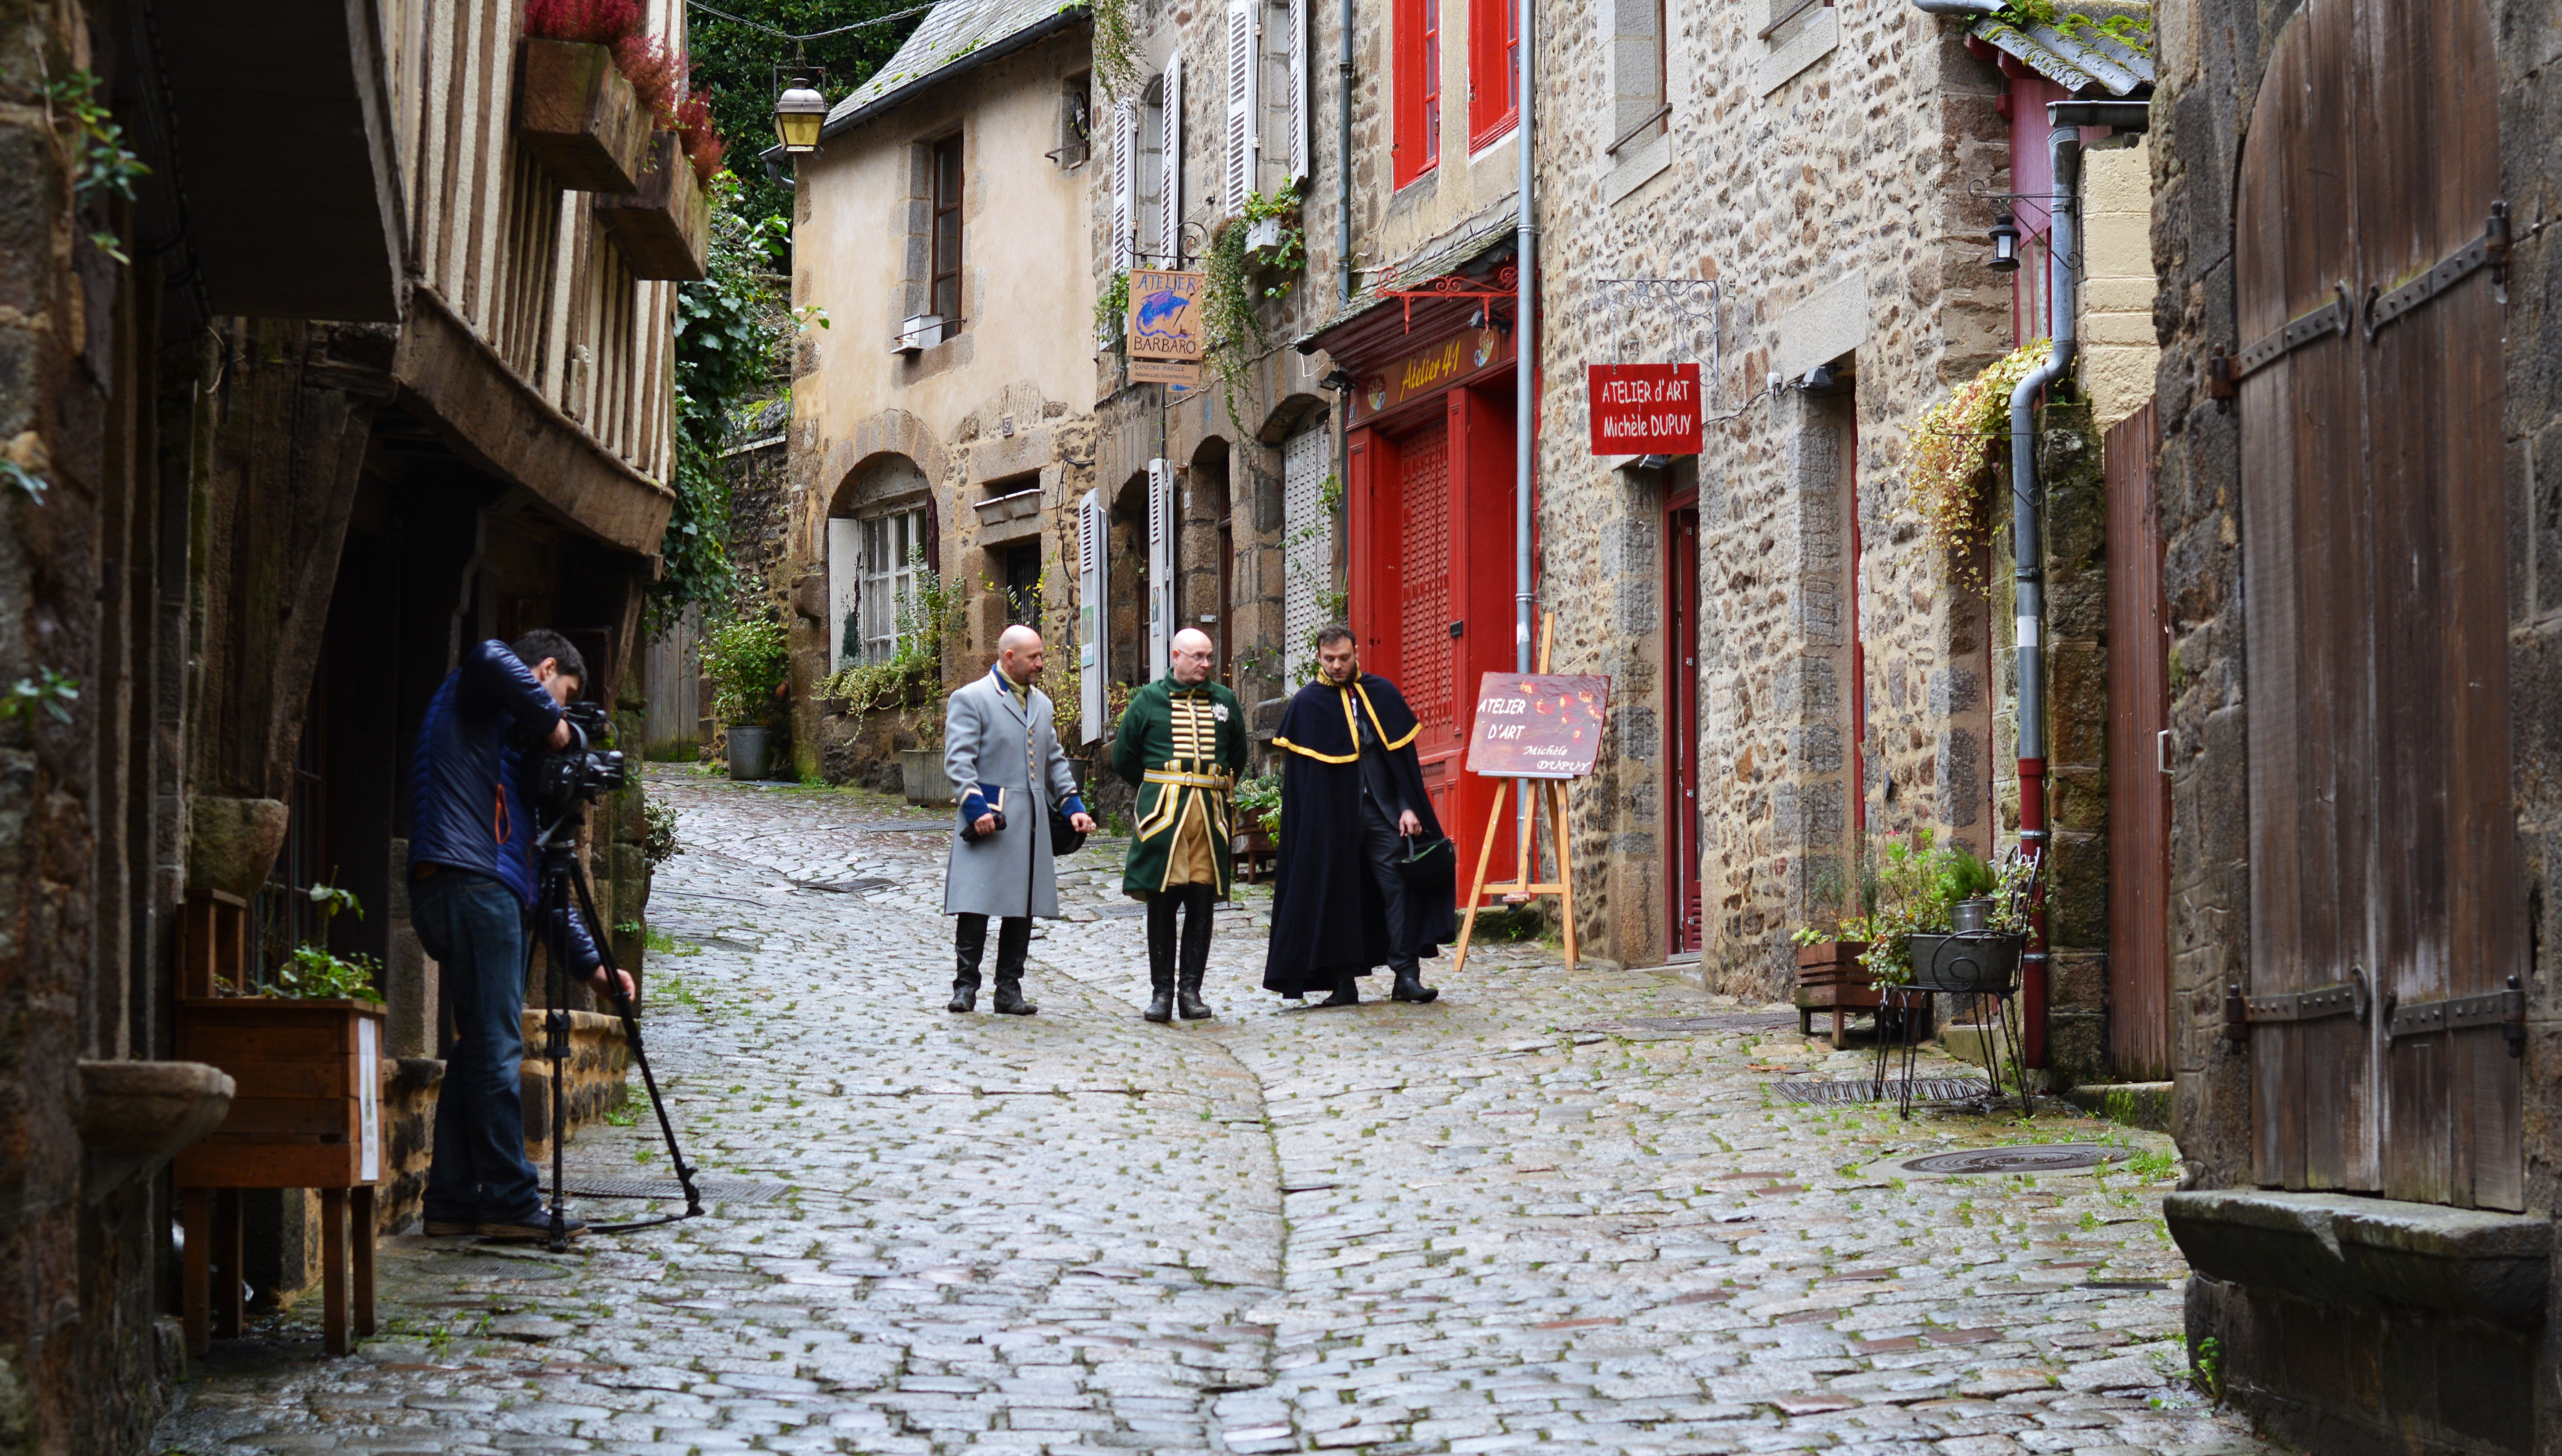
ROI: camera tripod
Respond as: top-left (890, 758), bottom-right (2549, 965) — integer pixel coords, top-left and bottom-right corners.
top-left (526, 797), bottom-right (702, 1252)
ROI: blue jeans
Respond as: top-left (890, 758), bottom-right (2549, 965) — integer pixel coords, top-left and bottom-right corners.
top-left (411, 868), bottom-right (541, 1225)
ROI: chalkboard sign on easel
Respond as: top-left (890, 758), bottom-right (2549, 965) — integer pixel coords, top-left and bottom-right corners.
top-left (1450, 612), bottom-right (1610, 973)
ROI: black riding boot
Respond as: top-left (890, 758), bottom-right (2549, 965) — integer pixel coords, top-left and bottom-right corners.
top-left (1391, 961), bottom-right (1439, 1004)
top-left (949, 914), bottom-right (986, 1012)
top-left (1143, 895), bottom-right (1177, 1023)
top-left (1318, 968), bottom-right (1361, 1007)
top-left (991, 915), bottom-right (1037, 1015)
top-left (1177, 885), bottom-right (1216, 1019)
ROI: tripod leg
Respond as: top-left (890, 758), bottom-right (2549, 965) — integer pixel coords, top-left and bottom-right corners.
top-left (547, 900), bottom-right (571, 1252)
top-left (570, 862), bottom-right (701, 1217)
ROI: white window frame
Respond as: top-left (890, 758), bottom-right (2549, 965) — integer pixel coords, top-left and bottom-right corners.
top-left (859, 506), bottom-right (929, 665)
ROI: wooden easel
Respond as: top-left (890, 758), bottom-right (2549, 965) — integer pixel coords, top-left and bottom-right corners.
top-left (1451, 612), bottom-right (1580, 973)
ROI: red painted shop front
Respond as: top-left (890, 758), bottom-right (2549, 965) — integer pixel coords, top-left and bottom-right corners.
top-left (1340, 321), bottom-right (1520, 893)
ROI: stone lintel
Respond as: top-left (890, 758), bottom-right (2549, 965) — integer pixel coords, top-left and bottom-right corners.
top-left (2165, 1188), bottom-right (2551, 1331)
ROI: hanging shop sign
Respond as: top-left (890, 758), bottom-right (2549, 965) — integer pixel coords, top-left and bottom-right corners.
top-left (1587, 362), bottom-right (1701, 455)
top-left (1128, 269), bottom-right (1205, 386)
top-left (1351, 327), bottom-right (1511, 423)
top-left (1465, 672), bottom-right (1612, 779)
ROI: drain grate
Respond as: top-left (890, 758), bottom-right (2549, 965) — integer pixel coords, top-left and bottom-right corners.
top-left (794, 876), bottom-right (897, 894)
top-left (1897, 1144), bottom-right (2131, 1176)
top-left (1773, 1078), bottom-right (1998, 1107)
top-left (551, 1177), bottom-right (792, 1205)
top-left (1571, 1013), bottom-right (1803, 1035)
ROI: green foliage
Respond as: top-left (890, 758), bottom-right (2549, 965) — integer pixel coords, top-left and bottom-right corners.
top-left (1910, 340), bottom-right (2050, 592)
top-left (1094, 268), bottom-right (1130, 350)
top-left (817, 547), bottom-right (960, 733)
top-left (2, 460), bottom-right (48, 504)
top-left (642, 796), bottom-right (681, 867)
top-left (47, 70), bottom-right (150, 204)
top-left (249, 885), bottom-right (383, 1002)
top-left (1242, 182), bottom-right (1307, 284)
top-left (652, 178), bottom-right (810, 635)
top-left (1792, 828), bottom-right (2035, 985)
top-left (682, 0), bottom-right (931, 229)
top-left (1090, 0), bottom-right (1143, 99)
top-left (700, 609), bottom-right (789, 724)
top-left (1201, 220), bottom-right (1263, 432)
top-left (0, 668), bottom-right (81, 724)
top-left (1233, 774), bottom-right (1282, 838)
top-left (2191, 1334), bottom-right (2224, 1401)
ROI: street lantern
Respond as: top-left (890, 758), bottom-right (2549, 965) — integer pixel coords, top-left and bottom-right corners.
top-left (773, 73), bottom-right (827, 155)
top-left (1987, 212), bottom-right (2021, 272)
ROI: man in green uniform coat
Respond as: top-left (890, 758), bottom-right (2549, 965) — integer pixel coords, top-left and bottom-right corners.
top-left (1111, 627), bottom-right (1250, 1023)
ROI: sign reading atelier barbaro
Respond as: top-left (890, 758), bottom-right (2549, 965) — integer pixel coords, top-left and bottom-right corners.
top-left (1127, 269), bottom-right (1205, 388)
top-left (1465, 672), bottom-right (1612, 779)
top-left (1586, 362), bottom-right (1702, 454)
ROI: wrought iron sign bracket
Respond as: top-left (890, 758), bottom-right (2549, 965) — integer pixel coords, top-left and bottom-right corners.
top-left (1371, 262), bottom-right (1521, 331)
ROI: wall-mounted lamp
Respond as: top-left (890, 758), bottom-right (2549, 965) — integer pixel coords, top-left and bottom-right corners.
top-left (1988, 212), bottom-right (2021, 272)
top-left (1318, 367), bottom-right (1357, 393)
top-left (1467, 306), bottom-right (1514, 338)
top-left (773, 70), bottom-right (828, 155)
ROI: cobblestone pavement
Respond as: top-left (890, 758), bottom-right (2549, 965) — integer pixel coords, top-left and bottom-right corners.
top-left (158, 767), bottom-right (2274, 1456)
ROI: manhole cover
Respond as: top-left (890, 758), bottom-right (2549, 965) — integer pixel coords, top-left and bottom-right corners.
top-left (550, 1177), bottom-right (791, 1205)
top-left (1774, 1078), bottom-right (1998, 1106)
top-left (1897, 1144), bottom-right (2130, 1175)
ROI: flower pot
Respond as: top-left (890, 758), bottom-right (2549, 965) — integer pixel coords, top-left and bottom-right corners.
top-left (514, 38), bottom-right (650, 193)
top-left (1246, 216), bottom-right (1287, 253)
top-left (901, 746), bottom-right (956, 806)
top-left (172, 997), bottom-right (386, 1189)
top-left (726, 724), bottom-right (772, 780)
top-left (1904, 932), bottom-right (2023, 995)
top-left (1793, 939), bottom-right (1879, 1048)
top-left (595, 131), bottom-right (710, 281)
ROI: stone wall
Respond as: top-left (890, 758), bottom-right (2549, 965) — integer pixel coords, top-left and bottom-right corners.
top-left (1530, 0), bottom-right (2017, 988)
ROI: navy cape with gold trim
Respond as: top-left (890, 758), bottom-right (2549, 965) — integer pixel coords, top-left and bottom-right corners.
top-left (1262, 674), bottom-right (1457, 995)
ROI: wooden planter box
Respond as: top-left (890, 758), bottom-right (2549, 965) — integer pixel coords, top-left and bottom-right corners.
top-left (596, 132), bottom-right (709, 281)
top-left (1232, 826), bottom-right (1277, 883)
top-left (515, 38), bottom-right (649, 193)
top-left (1794, 939), bottom-right (1881, 1048)
top-left (173, 997), bottom-right (385, 1189)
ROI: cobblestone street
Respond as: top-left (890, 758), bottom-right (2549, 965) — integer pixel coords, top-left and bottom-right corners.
top-left (157, 769), bottom-right (2274, 1456)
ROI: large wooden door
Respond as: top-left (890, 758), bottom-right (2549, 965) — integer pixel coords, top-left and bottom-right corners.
top-left (2104, 401), bottom-right (2170, 1079)
top-left (2236, 0), bottom-right (2521, 1208)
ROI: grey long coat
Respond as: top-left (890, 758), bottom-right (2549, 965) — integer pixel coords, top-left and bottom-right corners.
top-left (941, 666), bottom-right (1083, 918)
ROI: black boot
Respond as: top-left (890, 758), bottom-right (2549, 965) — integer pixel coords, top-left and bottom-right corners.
top-left (1391, 961), bottom-right (1439, 1004)
top-left (991, 916), bottom-right (1037, 1016)
top-left (1318, 969), bottom-right (1361, 1007)
top-left (1144, 895), bottom-right (1177, 1023)
top-left (1176, 887), bottom-right (1215, 1019)
top-left (949, 914), bottom-right (986, 1013)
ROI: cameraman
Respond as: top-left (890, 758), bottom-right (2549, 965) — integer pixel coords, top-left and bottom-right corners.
top-left (407, 630), bottom-right (633, 1242)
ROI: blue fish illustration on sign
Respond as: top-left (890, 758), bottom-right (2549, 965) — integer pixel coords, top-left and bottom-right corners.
top-left (1135, 288), bottom-right (1191, 334)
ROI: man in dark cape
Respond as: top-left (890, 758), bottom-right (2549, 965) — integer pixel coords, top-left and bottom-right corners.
top-left (1263, 626), bottom-right (1459, 1004)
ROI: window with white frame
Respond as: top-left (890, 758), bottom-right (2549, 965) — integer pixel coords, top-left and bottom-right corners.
top-left (859, 506), bottom-right (928, 664)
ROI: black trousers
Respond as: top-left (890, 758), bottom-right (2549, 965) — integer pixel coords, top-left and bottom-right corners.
top-left (953, 913), bottom-right (1030, 986)
top-left (1146, 884), bottom-right (1217, 984)
top-left (1359, 797), bottom-right (1420, 978)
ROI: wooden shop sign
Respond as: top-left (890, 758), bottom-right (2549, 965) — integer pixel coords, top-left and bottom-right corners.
top-left (1587, 362), bottom-right (1701, 455)
top-left (1128, 269), bottom-right (1205, 386)
top-left (1464, 672), bottom-right (1611, 780)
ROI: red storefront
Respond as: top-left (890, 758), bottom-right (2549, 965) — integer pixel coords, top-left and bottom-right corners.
top-left (1309, 284), bottom-right (1525, 889)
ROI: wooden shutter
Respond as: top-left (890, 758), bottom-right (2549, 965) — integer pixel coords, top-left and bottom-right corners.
top-left (1281, 423), bottom-right (1331, 683)
top-left (1286, 0), bottom-right (1309, 182)
top-left (1147, 459), bottom-right (1175, 680)
top-left (1160, 57), bottom-right (1183, 263)
top-left (1079, 488), bottom-right (1107, 741)
top-left (2236, 0), bottom-right (2520, 1210)
top-left (1111, 100), bottom-right (1137, 273)
top-left (1225, 0), bottom-right (1259, 213)
top-left (1394, 420), bottom-right (1454, 738)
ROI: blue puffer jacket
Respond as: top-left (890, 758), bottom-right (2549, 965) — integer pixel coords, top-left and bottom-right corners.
top-left (406, 640), bottom-right (600, 972)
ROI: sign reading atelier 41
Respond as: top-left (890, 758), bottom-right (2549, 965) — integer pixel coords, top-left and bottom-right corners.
top-left (1465, 673), bottom-right (1612, 779)
top-left (1127, 269), bottom-right (1205, 387)
top-left (1587, 362), bottom-right (1702, 455)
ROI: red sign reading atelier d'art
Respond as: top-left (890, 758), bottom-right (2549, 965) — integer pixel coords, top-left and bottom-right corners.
top-left (1586, 362), bottom-right (1702, 455)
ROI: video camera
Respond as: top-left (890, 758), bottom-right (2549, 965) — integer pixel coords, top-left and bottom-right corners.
top-left (526, 700), bottom-right (628, 813)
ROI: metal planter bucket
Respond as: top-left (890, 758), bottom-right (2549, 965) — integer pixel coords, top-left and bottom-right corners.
top-left (725, 725), bottom-right (771, 781)
top-left (900, 747), bottom-right (956, 806)
top-left (1903, 932), bottom-right (2023, 995)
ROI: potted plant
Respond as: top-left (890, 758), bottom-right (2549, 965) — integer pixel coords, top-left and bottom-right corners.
top-left (1231, 772), bottom-right (1281, 882)
top-left (174, 884), bottom-right (389, 1191)
top-left (1902, 850), bottom-right (2036, 995)
top-left (700, 609), bottom-right (787, 780)
top-left (1790, 847), bottom-right (1881, 1047)
top-left (900, 695), bottom-right (954, 806)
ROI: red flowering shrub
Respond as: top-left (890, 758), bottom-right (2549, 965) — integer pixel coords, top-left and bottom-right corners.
top-left (522, 0), bottom-right (640, 45)
top-left (526, 0), bottom-right (725, 186)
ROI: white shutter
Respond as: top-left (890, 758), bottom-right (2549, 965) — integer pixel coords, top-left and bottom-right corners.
top-left (1287, 0), bottom-right (1308, 182)
top-left (1079, 488), bottom-right (1107, 742)
top-left (1111, 100), bottom-right (1137, 273)
top-left (1281, 424), bottom-right (1332, 685)
top-left (1224, 0), bottom-right (1259, 213)
top-left (1160, 58), bottom-right (1183, 264)
top-left (1147, 458), bottom-right (1174, 680)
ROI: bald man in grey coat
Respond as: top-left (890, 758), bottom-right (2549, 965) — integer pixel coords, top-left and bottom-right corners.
top-left (942, 625), bottom-right (1095, 1014)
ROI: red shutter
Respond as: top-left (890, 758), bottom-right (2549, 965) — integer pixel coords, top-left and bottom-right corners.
top-left (1391, 0), bottom-right (1425, 187)
top-left (1468, 0), bottom-right (1516, 148)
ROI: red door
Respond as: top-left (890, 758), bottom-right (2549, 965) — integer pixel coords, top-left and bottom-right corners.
top-left (1666, 495), bottom-right (1701, 954)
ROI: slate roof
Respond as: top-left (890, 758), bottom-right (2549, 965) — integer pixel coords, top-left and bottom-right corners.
top-left (1970, 2), bottom-right (2155, 97)
top-left (823, 0), bottom-right (1086, 134)
top-left (1294, 210), bottom-right (1521, 356)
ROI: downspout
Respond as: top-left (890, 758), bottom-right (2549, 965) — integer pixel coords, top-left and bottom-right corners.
top-left (1906, 0), bottom-right (2004, 12)
top-left (2010, 114), bottom-right (2079, 1070)
top-left (1514, 0), bottom-right (1538, 866)
top-left (1338, 0), bottom-right (1355, 303)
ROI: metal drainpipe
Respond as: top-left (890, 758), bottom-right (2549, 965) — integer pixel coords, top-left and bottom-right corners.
top-left (2010, 114), bottom-right (2080, 1070)
top-left (1514, 0), bottom-right (1538, 862)
top-left (1338, 0), bottom-right (1355, 303)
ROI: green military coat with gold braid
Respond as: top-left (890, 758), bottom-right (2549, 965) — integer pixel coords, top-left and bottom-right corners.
top-left (1109, 673), bottom-right (1250, 898)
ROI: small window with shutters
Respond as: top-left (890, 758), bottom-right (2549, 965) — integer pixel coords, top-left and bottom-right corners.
top-left (1223, 0), bottom-right (1260, 213)
top-left (1054, 72), bottom-right (1092, 168)
top-left (929, 134), bottom-right (963, 330)
top-left (1392, 0), bottom-right (1439, 188)
top-left (1467, 0), bottom-right (1518, 149)
top-left (1605, 0), bottom-right (1667, 160)
top-left (1110, 99), bottom-right (1137, 275)
top-left (1158, 59), bottom-right (1184, 262)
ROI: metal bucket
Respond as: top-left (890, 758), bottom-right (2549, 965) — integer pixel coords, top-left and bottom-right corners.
top-left (725, 725), bottom-right (771, 781)
top-left (1904, 932), bottom-right (2023, 995)
top-left (1951, 897), bottom-right (1993, 934)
